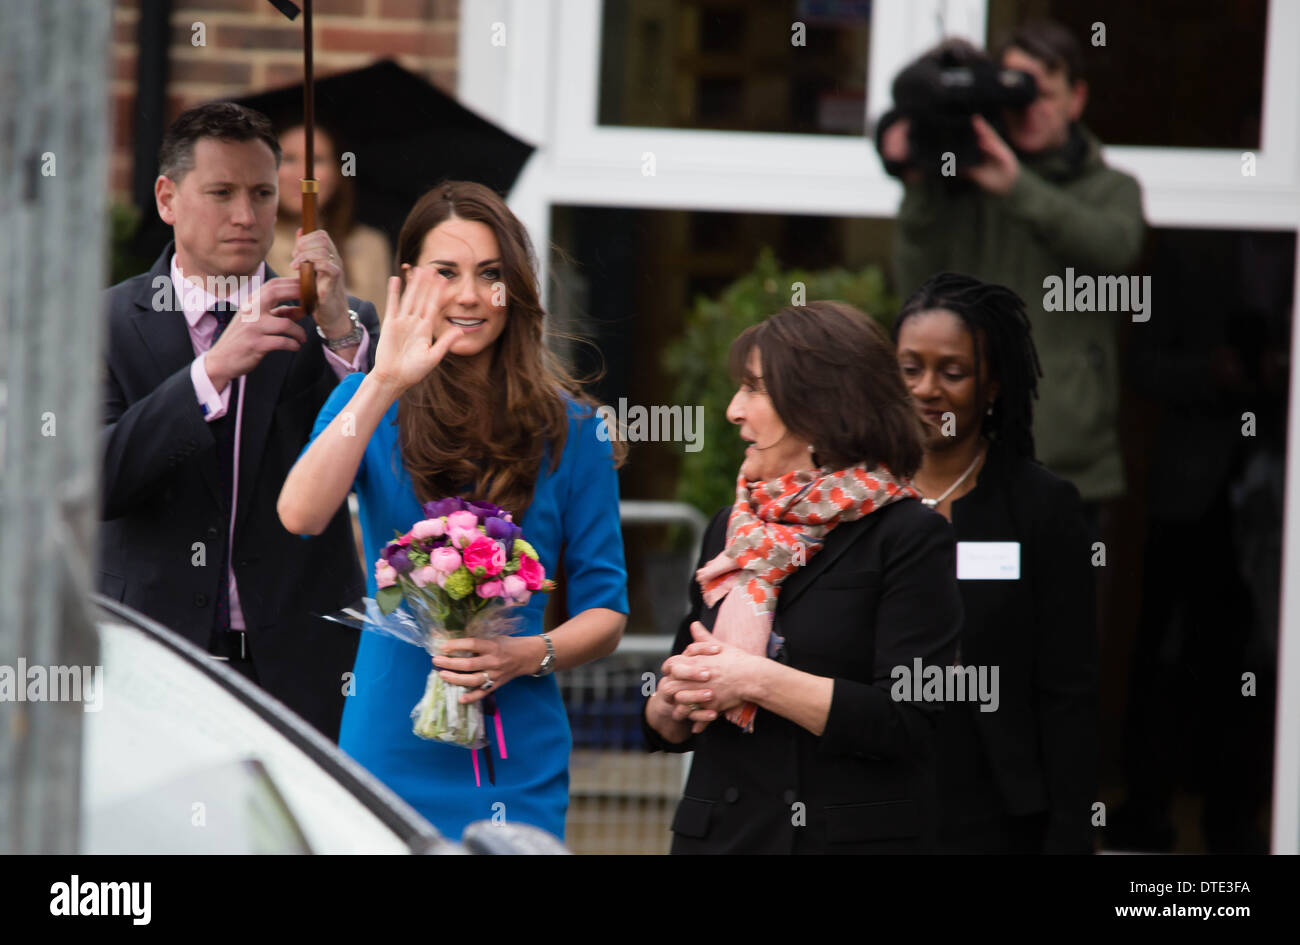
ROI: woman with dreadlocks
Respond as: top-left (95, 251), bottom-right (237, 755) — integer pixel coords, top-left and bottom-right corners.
top-left (893, 271), bottom-right (1098, 854)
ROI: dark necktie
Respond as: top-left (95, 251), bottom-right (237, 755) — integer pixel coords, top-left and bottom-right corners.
top-left (209, 302), bottom-right (240, 634)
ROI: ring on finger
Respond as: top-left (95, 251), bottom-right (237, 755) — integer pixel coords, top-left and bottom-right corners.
top-left (479, 671), bottom-right (494, 691)
top-left (687, 703), bottom-right (700, 713)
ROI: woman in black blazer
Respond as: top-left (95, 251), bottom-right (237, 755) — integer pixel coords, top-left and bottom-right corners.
top-left (643, 302), bottom-right (963, 854)
top-left (893, 273), bottom-right (1098, 853)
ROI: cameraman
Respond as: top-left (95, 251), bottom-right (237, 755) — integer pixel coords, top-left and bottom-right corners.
top-left (880, 20), bottom-right (1146, 520)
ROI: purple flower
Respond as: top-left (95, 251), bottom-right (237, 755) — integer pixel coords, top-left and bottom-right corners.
top-left (388, 547), bottom-right (414, 574)
top-left (423, 497), bottom-right (466, 519)
top-left (484, 516), bottom-right (521, 543)
top-left (466, 499), bottom-right (505, 522)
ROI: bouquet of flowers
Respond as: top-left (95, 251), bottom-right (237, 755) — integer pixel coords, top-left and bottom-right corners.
top-left (354, 497), bottom-right (554, 752)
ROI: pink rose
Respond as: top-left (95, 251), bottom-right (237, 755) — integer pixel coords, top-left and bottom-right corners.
top-left (396, 534), bottom-right (412, 546)
top-left (517, 555), bottom-right (545, 591)
top-left (476, 579), bottom-right (504, 599)
top-left (463, 535), bottom-right (505, 577)
top-left (429, 546), bottom-right (462, 574)
top-left (447, 510), bottom-right (479, 531)
top-left (375, 561), bottom-right (398, 589)
top-left (448, 526), bottom-right (480, 549)
top-left (411, 518), bottom-right (446, 540)
top-left (411, 565), bottom-right (439, 587)
top-left (502, 574), bottom-right (528, 602)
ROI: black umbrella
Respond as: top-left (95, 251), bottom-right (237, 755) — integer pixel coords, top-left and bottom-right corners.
top-left (231, 58), bottom-right (536, 245)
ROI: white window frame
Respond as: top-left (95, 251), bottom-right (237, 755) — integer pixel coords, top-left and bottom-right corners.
top-left (460, 0), bottom-right (1300, 853)
top-left (463, 0), bottom-right (1300, 231)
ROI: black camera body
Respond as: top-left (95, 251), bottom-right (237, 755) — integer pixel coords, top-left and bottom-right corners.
top-left (877, 41), bottom-right (1037, 180)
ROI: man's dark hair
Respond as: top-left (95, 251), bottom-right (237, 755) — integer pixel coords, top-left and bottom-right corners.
top-left (893, 272), bottom-right (1043, 459)
top-left (730, 301), bottom-right (926, 479)
top-left (997, 18), bottom-right (1085, 85)
top-left (157, 102), bottom-right (282, 181)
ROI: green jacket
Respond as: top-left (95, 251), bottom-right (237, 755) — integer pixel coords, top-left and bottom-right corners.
top-left (895, 125), bottom-right (1146, 501)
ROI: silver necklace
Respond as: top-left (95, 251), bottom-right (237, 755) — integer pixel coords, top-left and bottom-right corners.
top-left (919, 444), bottom-right (986, 508)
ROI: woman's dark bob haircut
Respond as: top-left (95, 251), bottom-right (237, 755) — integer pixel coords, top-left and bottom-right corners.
top-left (729, 301), bottom-right (925, 479)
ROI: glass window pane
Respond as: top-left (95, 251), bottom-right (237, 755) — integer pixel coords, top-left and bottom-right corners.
top-left (549, 205), bottom-right (897, 642)
top-left (549, 205), bottom-right (897, 499)
top-left (986, 0), bottom-right (1266, 149)
top-left (599, 0), bottom-right (871, 135)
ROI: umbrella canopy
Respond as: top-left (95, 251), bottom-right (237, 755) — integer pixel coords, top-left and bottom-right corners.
top-left (231, 59), bottom-right (536, 244)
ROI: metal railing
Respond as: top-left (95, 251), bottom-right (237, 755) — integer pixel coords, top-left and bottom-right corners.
top-left (559, 500), bottom-right (706, 854)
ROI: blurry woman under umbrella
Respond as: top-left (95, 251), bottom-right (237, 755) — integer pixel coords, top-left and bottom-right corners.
top-left (894, 272), bottom-right (1097, 853)
top-left (643, 301), bottom-right (963, 854)
top-left (271, 123), bottom-right (393, 565)
top-left (268, 123), bottom-right (393, 316)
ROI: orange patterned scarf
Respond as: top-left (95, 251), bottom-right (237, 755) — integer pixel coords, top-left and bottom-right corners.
top-left (696, 464), bottom-right (919, 732)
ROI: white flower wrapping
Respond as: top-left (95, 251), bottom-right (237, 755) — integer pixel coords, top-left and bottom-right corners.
top-left (320, 595), bottom-right (522, 748)
top-left (408, 598), bottom-right (522, 748)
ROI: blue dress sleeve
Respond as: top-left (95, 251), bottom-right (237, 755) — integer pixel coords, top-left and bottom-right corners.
top-left (301, 371), bottom-right (368, 489)
top-left (560, 405), bottom-right (629, 617)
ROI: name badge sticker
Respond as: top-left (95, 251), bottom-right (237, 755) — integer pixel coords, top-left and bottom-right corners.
top-left (956, 541), bottom-right (1021, 580)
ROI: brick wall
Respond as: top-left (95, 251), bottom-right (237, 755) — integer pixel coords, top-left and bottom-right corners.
top-left (110, 0), bottom-right (459, 198)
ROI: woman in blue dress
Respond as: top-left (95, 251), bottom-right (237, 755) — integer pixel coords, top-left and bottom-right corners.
top-left (278, 181), bottom-right (628, 843)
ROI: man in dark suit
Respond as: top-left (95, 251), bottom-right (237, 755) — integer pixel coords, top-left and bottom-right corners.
top-left (99, 103), bottom-right (380, 739)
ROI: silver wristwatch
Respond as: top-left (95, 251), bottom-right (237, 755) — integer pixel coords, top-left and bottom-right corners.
top-left (531, 633), bottom-right (556, 677)
top-left (317, 308), bottom-right (363, 350)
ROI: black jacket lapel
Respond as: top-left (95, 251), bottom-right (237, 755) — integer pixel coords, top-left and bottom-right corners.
top-left (777, 511), bottom-right (885, 613)
top-left (232, 262), bottom-right (295, 539)
top-left (129, 243), bottom-right (200, 386)
top-left (129, 242), bottom-right (224, 509)
top-left (234, 356), bottom-right (294, 538)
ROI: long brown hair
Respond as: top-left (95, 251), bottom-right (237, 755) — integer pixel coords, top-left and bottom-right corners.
top-left (393, 181), bottom-right (623, 517)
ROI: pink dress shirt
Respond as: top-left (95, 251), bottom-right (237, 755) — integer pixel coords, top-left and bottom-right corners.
top-left (171, 255), bottom-right (370, 631)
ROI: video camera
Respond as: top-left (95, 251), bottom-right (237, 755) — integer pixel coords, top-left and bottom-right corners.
top-left (876, 39), bottom-right (1037, 180)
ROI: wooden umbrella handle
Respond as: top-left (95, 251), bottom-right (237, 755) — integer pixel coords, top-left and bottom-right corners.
top-left (299, 178), bottom-right (317, 315)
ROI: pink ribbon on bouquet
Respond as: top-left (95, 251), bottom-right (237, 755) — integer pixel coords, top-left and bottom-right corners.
top-left (472, 696), bottom-right (509, 786)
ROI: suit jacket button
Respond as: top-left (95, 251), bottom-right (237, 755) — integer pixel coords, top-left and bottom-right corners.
top-left (723, 787), bottom-right (739, 804)
top-left (782, 790), bottom-right (797, 805)
top-left (194, 593), bottom-right (208, 607)
top-left (206, 527), bottom-right (219, 539)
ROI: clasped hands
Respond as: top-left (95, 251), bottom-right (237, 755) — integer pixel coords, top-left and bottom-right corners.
top-left (652, 622), bottom-right (764, 735)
